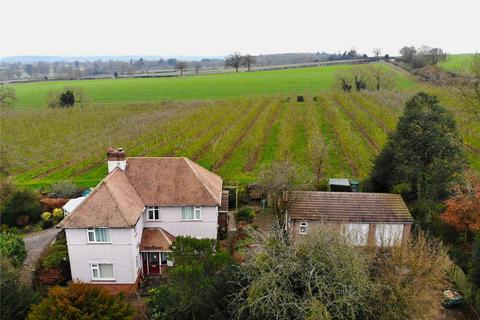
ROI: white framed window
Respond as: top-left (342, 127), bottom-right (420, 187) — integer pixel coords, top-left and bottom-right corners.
top-left (376, 224), bottom-right (404, 247)
top-left (90, 263), bottom-right (114, 280)
top-left (299, 222), bottom-right (308, 235)
top-left (182, 206), bottom-right (202, 220)
top-left (147, 206), bottom-right (161, 220)
top-left (87, 228), bottom-right (111, 243)
top-left (344, 223), bottom-right (369, 246)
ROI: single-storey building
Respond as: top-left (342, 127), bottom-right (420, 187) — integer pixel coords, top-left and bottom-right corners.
top-left (285, 191), bottom-right (413, 246)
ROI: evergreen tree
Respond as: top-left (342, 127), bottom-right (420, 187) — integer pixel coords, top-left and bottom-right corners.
top-left (369, 92), bottom-right (466, 202)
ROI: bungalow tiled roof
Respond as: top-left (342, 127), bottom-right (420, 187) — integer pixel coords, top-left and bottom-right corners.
top-left (58, 157), bottom-right (223, 228)
top-left (287, 191), bottom-right (413, 224)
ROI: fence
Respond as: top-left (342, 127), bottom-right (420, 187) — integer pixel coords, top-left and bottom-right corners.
top-left (448, 263), bottom-right (480, 317)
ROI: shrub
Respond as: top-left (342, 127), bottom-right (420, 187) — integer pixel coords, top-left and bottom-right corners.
top-left (52, 208), bottom-right (64, 223)
top-left (40, 212), bottom-right (51, 221)
top-left (0, 189), bottom-right (42, 227)
top-left (27, 283), bottom-right (135, 320)
top-left (35, 238), bottom-right (70, 287)
top-left (47, 87), bottom-right (89, 109)
top-left (50, 180), bottom-right (81, 198)
top-left (237, 206), bottom-right (255, 223)
top-left (1, 259), bottom-right (39, 320)
top-left (148, 236), bottom-right (233, 320)
top-left (0, 231), bottom-right (27, 267)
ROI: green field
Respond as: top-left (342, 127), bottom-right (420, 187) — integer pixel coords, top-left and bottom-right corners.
top-left (2, 63), bottom-right (478, 189)
top-left (12, 63), bottom-right (415, 108)
top-left (439, 54), bottom-right (475, 75)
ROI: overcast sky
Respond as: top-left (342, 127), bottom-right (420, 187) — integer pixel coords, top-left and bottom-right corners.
top-left (1, 0), bottom-right (479, 58)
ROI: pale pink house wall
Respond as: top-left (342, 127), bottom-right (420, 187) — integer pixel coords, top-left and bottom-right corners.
top-left (142, 206), bottom-right (218, 239)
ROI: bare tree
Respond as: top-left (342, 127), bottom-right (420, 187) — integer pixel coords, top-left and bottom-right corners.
top-left (242, 55), bottom-right (256, 71)
top-left (176, 61), bottom-right (188, 76)
top-left (334, 69), bottom-right (353, 92)
top-left (225, 52), bottom-right (242, 72)
top-left (366, 64), bottom-right (396, 90)
top-left (418, 46), bottom-right (447, 65)
top-left (373, 48), bottom-right (382, 59)
top-left (193, 61), bottom-right (201, 74)
top-left (259, 160), bottom-right (312, 227)
top-left (350, 65), bottom-right (368, 91)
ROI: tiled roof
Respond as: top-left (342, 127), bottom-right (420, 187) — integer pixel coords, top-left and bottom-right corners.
top-left (58, 157), bottom-right (222, 228)
top-left (125, 157), bottom-right (222, 206)
top-left (140, 227), bottom-right (175, 251)
top-left (57, 168), bottom-right (144, 228)
top-left (287, 191), bottom-right (413, 224)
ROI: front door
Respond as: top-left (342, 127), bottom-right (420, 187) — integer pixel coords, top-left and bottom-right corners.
top-left (148, 252), bottom-right (160, 274)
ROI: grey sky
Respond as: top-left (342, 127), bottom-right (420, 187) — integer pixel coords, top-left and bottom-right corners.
top-left (1, 0), bottom-right (479, 57)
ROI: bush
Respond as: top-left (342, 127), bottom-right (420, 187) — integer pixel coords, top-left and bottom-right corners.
top-left (47, 87), bottom-right (89, 109)
top-left (1, 259), bottom-right (39, 320)
top-left (27, 283), bottom-right (135, 320)
top-left (236, 206), bottom-right (255, 223)
top-left (50, 180), bottom-right (81, 198)
top-left (0, 231), bottom-right (27, 267)
top-left (148, 236), bottom-right (233, 320)
top-left (0, 189), bottom-right (42, 227)
top-left (35, 238), bottom-right (70, 287)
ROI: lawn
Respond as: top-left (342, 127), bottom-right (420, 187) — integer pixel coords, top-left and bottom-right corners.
top-left (11, 63), bottom-right (415, 108)
top-left (439, 54), bottom-right (475, 75)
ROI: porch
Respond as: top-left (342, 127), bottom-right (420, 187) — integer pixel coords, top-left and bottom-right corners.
top-left (140, 227), bottom-right (175, 276)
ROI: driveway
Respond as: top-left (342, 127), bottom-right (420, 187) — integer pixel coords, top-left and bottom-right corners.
top-left (20, 227), bottom-right (61, 286)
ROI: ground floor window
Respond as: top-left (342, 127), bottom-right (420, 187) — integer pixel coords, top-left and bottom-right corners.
top-left (299, 222), bottom-right (308, 234)
top-left (91, 263), bottom-right (114, 280)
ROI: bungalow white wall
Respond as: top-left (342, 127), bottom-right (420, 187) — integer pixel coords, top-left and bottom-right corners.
top-left (65, 228), bottom-right (137, 284)
top-left (142, 206), bottom-right (218, 239)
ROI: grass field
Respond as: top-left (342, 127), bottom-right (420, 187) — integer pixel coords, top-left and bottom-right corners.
top-left (11, 63), bottom-right (415, 108)
top-left (439, 54), bottom-right (475, 75)
top-left (2, 89), bottom-right (479, 189)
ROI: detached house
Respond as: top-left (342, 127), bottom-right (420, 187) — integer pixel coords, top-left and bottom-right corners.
top-left (58, 148), bottom-right (227, 293)
top-left (285, 191), bottom-right (413, 246)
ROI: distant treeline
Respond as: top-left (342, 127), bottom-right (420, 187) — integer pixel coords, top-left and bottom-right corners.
top-left (0, 49), bottom-right (374, 81)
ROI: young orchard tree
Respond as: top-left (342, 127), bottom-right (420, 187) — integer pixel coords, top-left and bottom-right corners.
top-left (175, 61), bottom-right (188, 76)
top-left (368, 92), bottom-right (466, 202)
top-left (242, 54), bottom-right (256, 71)
top-left (366, 64), bottom-right (396, 90)
top-left (225, 52), bottom-right (242, 72)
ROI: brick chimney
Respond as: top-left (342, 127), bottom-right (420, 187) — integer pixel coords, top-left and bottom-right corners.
top-left (107, 147), bottom-right (126, 173)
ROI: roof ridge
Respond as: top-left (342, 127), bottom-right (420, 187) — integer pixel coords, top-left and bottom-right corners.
top-left (158, 228), bottom-right (173, 246)
top-left (183, 158), bottom-right (218, 205)
top-left (103, 176), bottom-right (131, 227)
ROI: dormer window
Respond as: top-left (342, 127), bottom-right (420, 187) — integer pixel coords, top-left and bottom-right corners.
top-left (147, 206), bottom-right (161, 221)
top-left (182, 206), bottom-right (202, 220)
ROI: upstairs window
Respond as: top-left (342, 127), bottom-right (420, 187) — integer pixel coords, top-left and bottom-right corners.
top-left (147, 206), bottom-right (161, 221)
top-left (87, 228), bottom-right (111, 243)
top-left (299, 222), bottom-right (308, 235)
top-left (182, 206), bottom-right (202, 220)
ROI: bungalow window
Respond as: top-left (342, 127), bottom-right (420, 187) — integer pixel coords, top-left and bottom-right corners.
top-left (90, 263), bottom-right (114, 280)
top-left (87, 228), bottom-right (111, 243)
top-left (182, 206), bottom-right (201, 220)
top-left (147, 206), bottom-right (161, 220)
top-left (299, 222), bottom-right (308, 235)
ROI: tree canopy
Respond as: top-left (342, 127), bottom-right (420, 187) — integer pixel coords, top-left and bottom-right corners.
top-left (368, 92), bottom-right (466, 202)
